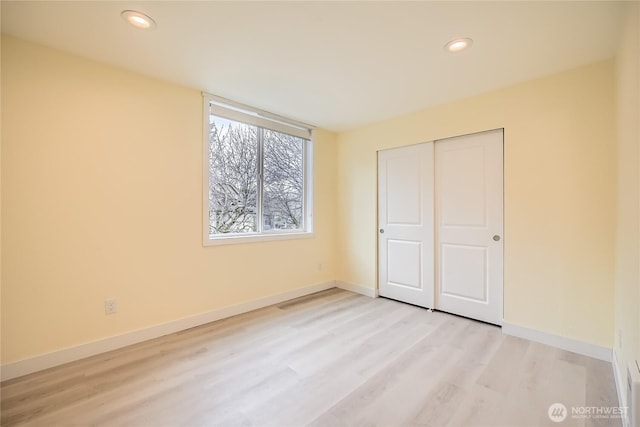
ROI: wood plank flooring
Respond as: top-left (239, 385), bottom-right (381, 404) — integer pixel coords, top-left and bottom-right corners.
top-left (1, 289), bottom-right (620, 427)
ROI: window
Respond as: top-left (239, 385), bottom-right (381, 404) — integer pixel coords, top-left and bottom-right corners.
top-left (203, 94), bottom-right (313, 244)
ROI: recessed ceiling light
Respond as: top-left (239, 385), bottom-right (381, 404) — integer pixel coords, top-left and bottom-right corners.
top-left (121, 10), bottom-right (156, 30)
top-left (444, 38), bottom-right (473, 53)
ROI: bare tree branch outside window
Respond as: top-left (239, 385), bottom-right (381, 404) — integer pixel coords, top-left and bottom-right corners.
top-left (208, 116), bottom-right (306, 235)
top-left (263, 130), bottom-right (304, 230)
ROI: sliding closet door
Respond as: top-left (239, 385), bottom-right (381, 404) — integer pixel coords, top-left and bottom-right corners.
top-left (378, 142), bottom-right (434, 309)
top-left (435, 129), bottom-right (504, 325)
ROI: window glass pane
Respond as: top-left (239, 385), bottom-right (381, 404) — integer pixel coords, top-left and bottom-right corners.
top-left (208, 116), bottom-right (258, 234)
top-left (263, 129), bottom-right (304, 231)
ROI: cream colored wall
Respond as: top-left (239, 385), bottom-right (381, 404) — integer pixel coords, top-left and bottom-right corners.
top-left (613, 2), bottom-right (640, 402)
top-left (0, 30), bottom-right (624, 367)
top-left (337, 60), bottom-right (616, 348)
top-left (0, 36), bottom-right (338, 364)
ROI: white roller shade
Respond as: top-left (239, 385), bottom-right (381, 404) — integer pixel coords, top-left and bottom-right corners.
top-left (203, 93), bottom-right (313, 140)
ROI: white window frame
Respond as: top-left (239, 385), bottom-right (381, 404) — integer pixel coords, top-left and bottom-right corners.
top-left (202, 93), bottom-right (314, 246)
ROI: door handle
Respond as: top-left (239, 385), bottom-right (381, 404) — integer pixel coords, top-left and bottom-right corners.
top-left (493, 235), bottom-right (501, 241)
top-left (379, 229), bottom-right (385, 234)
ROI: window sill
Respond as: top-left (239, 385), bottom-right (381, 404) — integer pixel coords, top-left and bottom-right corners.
top-left (203, 231), bottom-right (314, 246)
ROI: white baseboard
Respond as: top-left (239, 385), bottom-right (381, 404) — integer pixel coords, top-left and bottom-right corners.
top-left (612, 349), bottom-right (627, 427)
top-left (4, 285), bottom-right (613, 382)
top-left (1, 281), bottom-right (336, 382)
top-left (502, 322), bottom-right (612, 362)
top-left (336, 281), bottom-right (378, 298)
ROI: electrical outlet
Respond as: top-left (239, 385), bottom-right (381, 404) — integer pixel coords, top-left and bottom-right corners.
top-left (105, 298), bottom-right (118, 315)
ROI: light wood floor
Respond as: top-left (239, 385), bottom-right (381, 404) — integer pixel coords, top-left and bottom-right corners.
top-left (1, 289), bottom-right (620, 427)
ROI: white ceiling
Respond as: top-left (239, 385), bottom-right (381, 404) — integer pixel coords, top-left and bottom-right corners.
top-left (1, 1), bottom-right (628, 131)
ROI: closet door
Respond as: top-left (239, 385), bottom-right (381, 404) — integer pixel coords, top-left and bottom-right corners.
top-left (435, 129), bottom-right (504, 325)
top-left (378, 142), bottom-right (434, 308)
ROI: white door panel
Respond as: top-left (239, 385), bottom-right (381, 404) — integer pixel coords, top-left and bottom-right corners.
top-left (439, 146), bottom-right (487, 227)
top-left (440, 244), bottom-right (487, 301)
top-left (386, 158), bottom-right (422, 225)
top-left (378, 142), bottom-right (434, 308)
top-left (435, 129), bottom-right (503, 325)
top-left (387, 240), bottom-right (422, 289)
